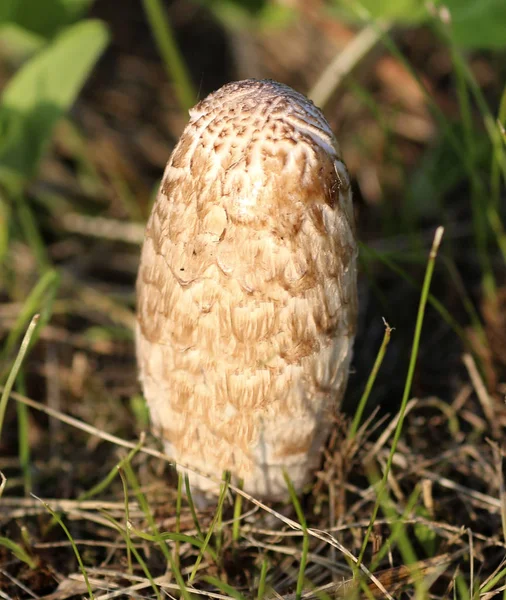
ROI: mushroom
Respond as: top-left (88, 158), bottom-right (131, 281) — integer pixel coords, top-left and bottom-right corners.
top-left (136, 79), bottom-right (357, 504)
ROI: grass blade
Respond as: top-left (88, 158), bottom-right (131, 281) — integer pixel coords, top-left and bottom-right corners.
top-left (203, 576), bottom-right (246, 600)
top-left (118, 467), bottom-right (133, 574)
top-left (189, 472), bottom-right (230, 583)
top-left (0, 536), bottom-right (36, 569)
top-left (283, 471), bottom-right (309, 600)
top-left (349, 319), bottom-right (392, 439)
top-left (122, 462), bottom-right (192, 600)
top-left (232, 478), bottom-right (244, 543)
top-left (16, 370), bottom-right (31, 495)
top-left (257, 557), bottom-right (269, 600)
top-left (0, 314), bottom-right (39, 442)
top-left (357, 227), bottom-right (445, 567)
top-left (101, 512), bottom-right (162, 600)
top-left (1, 268), bottom-right (60, 365)
top-left (35, 495), bottom-right (95, 599)
top-left (185, 472), bottom-right (204, 539)
top-left (141, 0), bottom-right (195, 112)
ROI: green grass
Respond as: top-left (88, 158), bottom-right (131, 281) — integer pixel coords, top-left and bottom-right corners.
top-left (358, 227), bottom-right (444, 565)
top-left (37, 495), bottom-right (95, 598)
top-left (0, 0), bottom-right (505, 598)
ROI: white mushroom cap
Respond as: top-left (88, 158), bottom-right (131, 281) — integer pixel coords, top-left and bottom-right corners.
top-left (136, 79), bottom-right (357, 502)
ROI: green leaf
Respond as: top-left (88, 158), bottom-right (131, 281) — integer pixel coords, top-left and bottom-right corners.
top-left (351, 0), bottom-right (426, 22)
top-left (330, 0), bottom-right (427, 24)
top-left (0, 23), bottom-right (46, 59)
top-left (331, 0), bottom-right (506, 48)
top-left (0, 19), bottom-right (109, 189)
top-left (445, 0), bottom-right (506, 49)
top-left (0, 0), bottom-right (94, 40)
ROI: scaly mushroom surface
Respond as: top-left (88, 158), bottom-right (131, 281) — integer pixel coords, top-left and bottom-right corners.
top-left (136, 79), bottom-right (357, 502)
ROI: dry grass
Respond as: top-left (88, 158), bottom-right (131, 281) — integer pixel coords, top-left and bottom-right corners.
top-left (1, 1), bottom-right (506, 598)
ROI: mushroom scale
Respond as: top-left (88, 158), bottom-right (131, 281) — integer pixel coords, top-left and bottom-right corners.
top-left (136, 79), bottom-right (357, 502)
